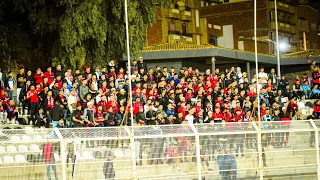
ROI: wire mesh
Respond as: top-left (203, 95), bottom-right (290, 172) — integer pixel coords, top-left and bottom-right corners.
top-left (0, 133), bottom-right (62, 180)
top-left (0, 122), bottom-right (319, 179)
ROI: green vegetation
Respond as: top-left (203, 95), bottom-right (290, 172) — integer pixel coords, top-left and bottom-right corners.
top-left (0, 0), bottom-right (172, 71)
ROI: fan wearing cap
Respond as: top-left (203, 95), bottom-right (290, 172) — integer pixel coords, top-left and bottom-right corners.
top-left (83, 102), bottom-right (95, 126)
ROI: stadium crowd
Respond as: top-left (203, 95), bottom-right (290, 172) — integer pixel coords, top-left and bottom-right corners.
top-left (0, 58), bottom-right (318, 131)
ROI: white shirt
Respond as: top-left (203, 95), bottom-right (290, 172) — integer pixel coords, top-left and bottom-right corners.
top-left (258, 72), bottom-right (268, 83)
top-left (185, 114), bottom-right (194, 125)
top-left (67, 95), bottom-right (77, 113)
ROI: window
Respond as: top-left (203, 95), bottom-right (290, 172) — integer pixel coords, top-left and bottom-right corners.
top-left (195, 10), bottom-right (200, 27)
top-left (182, 22), bottom-right (187, 36)
top-left (270, 11), bottom-right (273, 22)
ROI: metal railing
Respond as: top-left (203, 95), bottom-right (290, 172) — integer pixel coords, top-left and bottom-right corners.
top-left (0, 120), bottom-right (320, 180)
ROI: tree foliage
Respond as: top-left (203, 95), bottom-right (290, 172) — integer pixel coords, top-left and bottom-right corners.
top-left (0, 0), bottom-right (173, 71)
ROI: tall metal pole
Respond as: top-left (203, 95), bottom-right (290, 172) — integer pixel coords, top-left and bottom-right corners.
top-left (274, 0), bottom-right (281, 78)
top-left (254, 0), bottom-right (263, 179)
top-left (124, 0), bottom-right (137, 179)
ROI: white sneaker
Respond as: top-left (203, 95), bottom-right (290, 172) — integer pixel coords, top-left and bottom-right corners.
top-left (30, 121), bottom-right (33, 125)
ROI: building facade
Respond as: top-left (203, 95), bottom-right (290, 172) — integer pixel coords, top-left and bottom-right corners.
top-left (146, 0), bottom-right (319, 54)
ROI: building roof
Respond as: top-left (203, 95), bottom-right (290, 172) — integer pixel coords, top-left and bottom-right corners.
top-left (141, 44), bottom-right (320, 65)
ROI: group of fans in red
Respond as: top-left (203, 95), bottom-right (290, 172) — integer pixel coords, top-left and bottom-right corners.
top-left (0, 58), bottom-right (318, 131)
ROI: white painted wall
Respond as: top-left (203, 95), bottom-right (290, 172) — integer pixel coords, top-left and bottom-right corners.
top-left (217, 25), bottom-right (234, 49)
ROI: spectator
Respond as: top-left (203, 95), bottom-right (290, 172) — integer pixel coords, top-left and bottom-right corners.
top-left (5, 71), bottom-right (15, 100)
top-left (103, 151), bottom-right (116, 180)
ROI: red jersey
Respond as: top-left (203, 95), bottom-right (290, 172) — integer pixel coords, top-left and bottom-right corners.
top-left (106, 101), bottom-right (119, 115)
top-left (43, 143), bottom-right (53, 163)
top-left (43, 71), bottom-right (55, 85)
top-left (132, 102), bottom-right (142, 116)
top-left (234, 114), bottom-right (244, 122)
top-left (178, 106), bottom-right (186, 119)
top-left (314, 105), bottom-right (320, 113)
top-left (95, 111), bottom-right (104, 124)
top-left (34, 74), bottom-right (43, 85)
top-left (27, 90), bottom-right (39, 103)
top-left (212, 112), bottom-right (223, 122)
top-left (224, 112), bottom-right (233, 122)
top-left (97, 101), bottom-right (107, 113)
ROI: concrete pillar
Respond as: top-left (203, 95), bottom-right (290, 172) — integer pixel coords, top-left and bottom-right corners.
top-left (246, 62), bottom-right (251, 81)
top-left (211, 57), bottom-right (216, 74)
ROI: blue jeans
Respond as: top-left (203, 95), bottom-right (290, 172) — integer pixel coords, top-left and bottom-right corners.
top-left (50, 121), bottom-right (59, 138)
top-left (7, 90), bottom-right (13, 100)
top-left (46, 161), bottom-right (58, 180)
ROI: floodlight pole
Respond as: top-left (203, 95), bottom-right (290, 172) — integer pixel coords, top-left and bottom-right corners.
top-left (124, 0), bottom-right (137, 179)
top-left (274, 0), bottom-right (281, 78)
top-left (254, 0), bottom-right (263, 179)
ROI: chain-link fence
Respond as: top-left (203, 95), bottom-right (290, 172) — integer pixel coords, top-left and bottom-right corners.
top-left (0, 121), bottom-right (319, 180)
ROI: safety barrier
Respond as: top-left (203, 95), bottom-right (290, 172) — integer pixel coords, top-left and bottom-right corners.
top-left (0, 120), bottom-right (319, 180)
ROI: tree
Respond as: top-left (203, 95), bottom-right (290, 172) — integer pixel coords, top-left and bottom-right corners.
top-left (0, 0), bottom-right (173, 71)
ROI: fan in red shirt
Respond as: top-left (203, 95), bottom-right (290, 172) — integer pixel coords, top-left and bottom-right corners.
top-left (34, 68), bottom-right (44, 85)
top-left (132, 97), bottom-right (142, 116)
top-left (313, 100), bottom-right (320, 119)
top-left (95, 105), bottom-right (105, 126)
top-left (185, 89), bottom-right (194, 103)
top-left (27, 85), bottom-right (39, 125)
top-left (224, 108), bottom-right (233, 122)
top-left (106, 95), bottom-right (119, 115)
top-left (234, 109), bottom-right (244, 122)
top-left (177, 102), bottom-right (187, 119)
top-left (43, 67), bottom-right (55, 85)
top-left (212, 107), bottom-right (223, 123)
top-left (97, 95), bottom-right (108, 113)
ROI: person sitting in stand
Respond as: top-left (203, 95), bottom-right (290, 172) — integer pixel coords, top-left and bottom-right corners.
top-left (104, 106), bottom-right (116, 127)
top-left (36, 108), bottom-right (51, 128)
top-left (293, 79), bottom-right (304, 100)
top-left (302, 80), bottom-right (311, 99)
top-left (311, 84), bottom-right (320, 99)
top-left (94, 105), bottom-right (105, 127)
top-left (5, 100), bottom-right (18, 124)
top-left (72, 103), bottom-right (85, 128)
top-left (83, 102), bottom-right (95, 127)
top-left (135, 106), bottom-right (146, 126)
top-left (212, 107), bottom-right (223, 123)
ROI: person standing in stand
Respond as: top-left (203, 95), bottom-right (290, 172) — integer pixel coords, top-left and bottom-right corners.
top-left (103, 151), bottom-right (116, 179)
top-left (43, 141), bottom-right (58, 180)
top-left (27, 85), bottom-right (39, 126)
top-left (50, 100), bottom-right (64, 128)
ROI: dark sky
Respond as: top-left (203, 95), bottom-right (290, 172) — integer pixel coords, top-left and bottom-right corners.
top-left (309, 0), bottom-right (320, 10)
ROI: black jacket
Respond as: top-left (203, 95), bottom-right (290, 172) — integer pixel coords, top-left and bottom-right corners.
top-left (50, 105), bottom-right (63, 121)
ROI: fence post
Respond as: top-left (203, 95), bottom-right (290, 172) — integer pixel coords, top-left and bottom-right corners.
top-left (310, 120), bottom-right (320, 179)
top-left (252, 121), bottom-right (263, 180)
top-left (124, 126), bottom-right (137, 179)
top-left (190, 124), bottom-right (202, 180)
top-left (54, 128), bottom-right (67, 180)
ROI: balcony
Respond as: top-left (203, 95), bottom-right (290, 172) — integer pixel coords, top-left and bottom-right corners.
top-left (269, 1), bottom-right (294, 14)
top-left (271, 22), bottom-right (296, 34)
top-left (168, 8), bottom-right (180, 19)
top-left (181, 10), bottom-right (192, 21)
